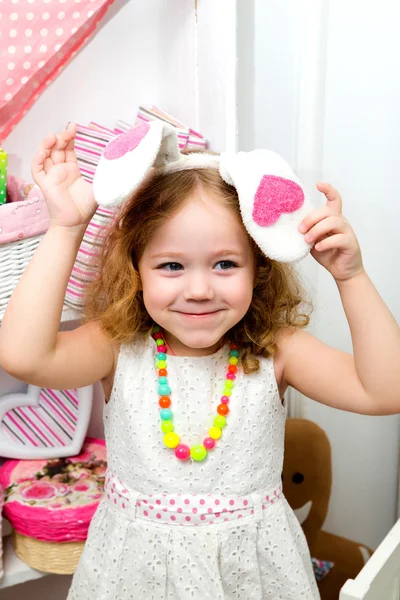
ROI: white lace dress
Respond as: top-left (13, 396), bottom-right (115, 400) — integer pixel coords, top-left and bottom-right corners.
top-left (67, 336), bottom-right (320, 600)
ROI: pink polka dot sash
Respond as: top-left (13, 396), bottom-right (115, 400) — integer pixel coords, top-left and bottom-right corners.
top-left (105, 471), bottom-right (283, 527)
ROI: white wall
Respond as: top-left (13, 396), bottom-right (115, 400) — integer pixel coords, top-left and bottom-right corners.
top-left (244, 0), bottom-right (400, 550)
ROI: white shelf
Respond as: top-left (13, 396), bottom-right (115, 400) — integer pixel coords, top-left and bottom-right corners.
top-left (0, 535), bottom-right (47, 589)
top-left (60, 306), bottom-right (82, 323)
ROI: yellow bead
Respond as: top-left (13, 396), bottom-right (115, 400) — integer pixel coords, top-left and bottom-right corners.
top-left (209, 426), bottom-right (222, 440)
top-left (224, 379), bottom-right (233, 389)
top-left (229, 356), bottom-right (239, 365)
top-left (164, 432), bottom-right (180, 448)
top-left (157, 360), bottom-right (167, 369)
top-left (222, 388), bottom-right (232, 397)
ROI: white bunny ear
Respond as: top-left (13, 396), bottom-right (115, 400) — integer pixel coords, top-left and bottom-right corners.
top-left (219, 149), bottom-right (313, 262)
top-left (93, 121), bottom-right (180, 208)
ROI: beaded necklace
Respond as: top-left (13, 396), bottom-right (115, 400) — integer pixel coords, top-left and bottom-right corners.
top-left (152, 326), bottom-right (239, 462)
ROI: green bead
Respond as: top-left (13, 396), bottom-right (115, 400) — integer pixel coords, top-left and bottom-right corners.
top-left (190, 445), bottom-right (207, 462)
top-left (214, 415), bottom-right (226, 429)
top-left (158, 383), bottom-right (171, 396)
top-left (230, 349), bottom-right (239, 357)
top-left (159, 408), bottom-right (173, 420)
top-left (157, 353), bottom-right (167, 361)
top-left (153, 325), bottom-right (161, 332)
top-left (156, 338), bottom-right (164, 346)
top-left (223, 388), bottom-right (232, 397)
top-left (157, 360), bottom-right (167, 369)
top-left (161, 420), bottom-right (174, 433)
top-left (224, 379), bottom-right (233, 389)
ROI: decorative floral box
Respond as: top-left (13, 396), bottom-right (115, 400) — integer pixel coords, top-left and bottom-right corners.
top-left (0, 437), bottom-right (106, 574)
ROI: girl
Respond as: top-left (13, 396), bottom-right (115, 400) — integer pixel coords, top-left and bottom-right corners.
top-left (0, 122), bottom-right (399, 600)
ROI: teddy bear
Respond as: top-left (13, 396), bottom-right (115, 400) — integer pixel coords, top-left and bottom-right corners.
top-left (282, 418), bottom-right (373, 600)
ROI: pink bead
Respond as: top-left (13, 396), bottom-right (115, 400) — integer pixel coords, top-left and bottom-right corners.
top-left (157, 345), bottom-right (167, 353)
top-left (203, 437), bottom-right (216, 450)
top-left (226, 372), bottom-right (236, 380)
top-left (175, 444), bottom-right (190, 460)
top-left (221, 396), bottom-right (230, 404)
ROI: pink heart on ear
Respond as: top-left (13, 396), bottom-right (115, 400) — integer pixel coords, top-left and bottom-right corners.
top-left (253, 175), bottom-right (304, 226)
top-left (104, 122), bottom-right (150, 160)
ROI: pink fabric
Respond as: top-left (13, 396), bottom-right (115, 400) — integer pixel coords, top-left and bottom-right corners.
top-left (104, 122), bottom-right (150, 160)
top-left (0, 186), bottom-right (49, 244)
top-left (253, 175), bottom-right (304, 227)
top-left (105, 471), bottom-right (283, 527)
top-left (0, 0), bottom-right (116, 142)
top-left (5, 174), bottom-right (34, 203)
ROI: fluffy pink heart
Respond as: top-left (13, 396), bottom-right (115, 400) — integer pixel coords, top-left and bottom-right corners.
top-left (253, 175), bottom-right (304, 226)
top-left (104, 122), bottom-right (150, 160)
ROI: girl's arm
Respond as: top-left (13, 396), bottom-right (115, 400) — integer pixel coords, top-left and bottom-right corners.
top-left (280, 183), bottom-right (400, 416)
top-left (0, 125), bottom-right (115, 389)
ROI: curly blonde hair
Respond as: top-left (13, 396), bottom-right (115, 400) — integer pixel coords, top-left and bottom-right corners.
top-left (83, 164), bottom-right (311, 373)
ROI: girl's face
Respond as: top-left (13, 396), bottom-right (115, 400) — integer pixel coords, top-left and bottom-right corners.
top-left (138, 187), bottom-right (255, 356)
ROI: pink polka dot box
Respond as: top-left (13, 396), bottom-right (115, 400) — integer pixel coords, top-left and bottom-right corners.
top-left (0, 437), bottom-right (106, 574)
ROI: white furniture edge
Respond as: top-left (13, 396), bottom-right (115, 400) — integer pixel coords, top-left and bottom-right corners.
top-left (0, 535), bottom-right (47, 589)
top-left (339, 519), bottom-right (400, 599)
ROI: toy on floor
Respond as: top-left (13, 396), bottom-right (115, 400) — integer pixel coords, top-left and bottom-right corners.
top-left (282, 418), bottom-right (374, 600)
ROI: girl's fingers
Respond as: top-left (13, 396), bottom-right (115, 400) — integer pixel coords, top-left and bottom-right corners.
top-left (304, 215), bottom-right (348, 244)
top-left (63, 123), bottom-right (78, 164)
top-left (316, 182), bottom-right (343, 213)
top-left (299, 205), bottom-right (335, 233)
top-left (31, 148), bottom-right (47, 184)
top-left (51, 123), bottom-right (78, 165)
top-left (31, 125), bottom-right (77, 183)
top-left (33, 133), bottom-right (56, 176)
top-left (313, 233), bottom-right (348, 253)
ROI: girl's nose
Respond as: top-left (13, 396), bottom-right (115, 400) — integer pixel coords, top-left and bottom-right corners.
top-left (183, 271), bottom-right (215, 301)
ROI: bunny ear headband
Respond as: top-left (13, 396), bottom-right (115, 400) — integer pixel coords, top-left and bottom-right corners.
top-left (93, 121), bottom-right (312, 262)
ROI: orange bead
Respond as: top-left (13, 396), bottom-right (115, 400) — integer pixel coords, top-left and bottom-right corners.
top-left (228, 365), bottom-right (237, 374)
top-left (217, 403), bottom-right (229, 416)
top-left (159, 396), bottom-right (171, 408)
top-left (159, 368), bottom-right (168, 377)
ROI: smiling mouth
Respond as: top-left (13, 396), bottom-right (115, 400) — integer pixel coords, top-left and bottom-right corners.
top-left (177, 310), bottom-right (222, 317)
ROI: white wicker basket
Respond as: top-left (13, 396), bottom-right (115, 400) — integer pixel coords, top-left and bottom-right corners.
top-left (0, 235), bottom-right (44, 320)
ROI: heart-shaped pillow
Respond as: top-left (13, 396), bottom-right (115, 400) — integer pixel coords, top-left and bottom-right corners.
top-left (0, 384), bottom-right (93, 459)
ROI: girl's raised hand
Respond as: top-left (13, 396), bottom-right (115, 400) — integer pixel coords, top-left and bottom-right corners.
top-left (298, 183), bottom-right (364, 282)
top-left (31, 123), bottom-right (97, 229)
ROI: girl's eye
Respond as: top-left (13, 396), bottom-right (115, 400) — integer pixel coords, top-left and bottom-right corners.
top-left (215, 260), bottom-right (238, 270)
top-left (159, 262), bottom-right (183, 271)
